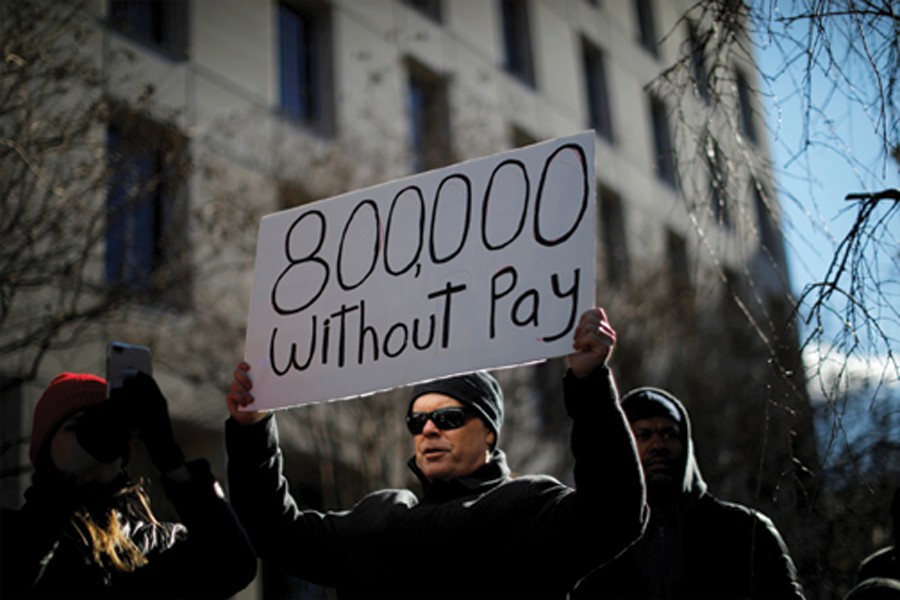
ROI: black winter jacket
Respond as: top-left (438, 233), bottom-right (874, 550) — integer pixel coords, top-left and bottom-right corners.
top-left (0, 460), bottom-right (257, 599)
top-left (571, 390), bottom-right (805, 600)
top-left (225, 366), bottom-right (647, 599)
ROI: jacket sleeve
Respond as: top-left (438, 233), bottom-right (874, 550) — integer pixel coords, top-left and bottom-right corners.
top-left (124, 459), bottom-right (258, 599)
top-left (225, 415), bottom-right (348, 586)
top-left (750, 511), bottom-right (806, 600)
top-left (0, 475), bottom-right (83, 597)
top-left (563, 365), bottom-right (648, 567)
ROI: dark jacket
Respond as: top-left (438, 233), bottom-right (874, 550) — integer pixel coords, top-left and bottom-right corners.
top-left (856, 546), bottom-right (899, 584)
top-left (572, 389), bottom-right (805, 600)
top-left (225, 366), bottom-right (647, 599)
top-left (0, 460), bottom-right (257, 599)
top-left (851, 486), bottom-right (900, 591)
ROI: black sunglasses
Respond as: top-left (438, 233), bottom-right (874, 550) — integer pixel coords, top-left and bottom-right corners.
top-left (406, 407), bottom-right (472, 435)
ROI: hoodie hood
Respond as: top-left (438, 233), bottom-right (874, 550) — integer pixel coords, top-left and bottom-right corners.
top-left (621, 387), bottom-right (707, 506)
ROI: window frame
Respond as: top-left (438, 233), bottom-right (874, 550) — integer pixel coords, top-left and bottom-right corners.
top-left (665, 229), bottom-right (693, 308)
top-left (598, 184), bottom-right (630, 287)
top-left (704, 135), bottom-right (731, 228)
top-left (278, 1), bottom-right (335, 135)
top-left (107, 0), bottom-right (189, 60)
top-left (402, 0), bottom-right (442, 23)
top-left (582, 37), bottom-right (615, 143)
top-left (406, 59), bottom-right (454, 172)
top-left (688, 22), bottom-right (710, 104)
top-left (105, 109), bottom-right (190, 307)
top-left (649, 95), bottom-right (677, 187)
top-left (736, 68), bottom-right (759, 144)
top-left (500, 0), bottom-right (536, 88)
top-left (635, 0), bottom-right (658, 57)
top-left (752, 180), bottom-right (785, 263)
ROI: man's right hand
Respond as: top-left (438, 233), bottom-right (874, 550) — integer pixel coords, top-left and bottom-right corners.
top-left (227, 361), bottom-right (268, 426)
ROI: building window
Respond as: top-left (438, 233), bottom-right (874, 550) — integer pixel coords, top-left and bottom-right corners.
top-left (582, 39), bottom-right (614, 143)
top-left (403, 0), bottom-right (442, 23)
top-left (279, 1), bottom-right (334, 135)
top-left (721, 268), bottom-right (744, 327)
top-left (106, 111), bottom-right (189, 306)
top-left (108, 0), bottom-right (189, 59)
top-left (510, 126), bottom-right (539, 149)
top-left (736, 69), bottom-right (758, 144)
top-left (705, 136), bottom-right (731, 228)
top-left (752, 181), bottom-right (784, 263)
top-left (407, 60), bottom-right (453, 172)
top-left (598, 185), bottom-right (630, 287)
top-left (689, 23), bottom-right (710, 103)
top-left (666, 229), bottom-right (692, 307)
top-left (649, 96), bottom-right (677, 187)
top-left (501, 0), bottom-right (535, 88)
top-left (634, 0), bottom-right (658, 57)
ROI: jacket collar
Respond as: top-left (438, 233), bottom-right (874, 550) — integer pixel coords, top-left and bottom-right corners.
top-left (408, 449), bottom-right (511, 501)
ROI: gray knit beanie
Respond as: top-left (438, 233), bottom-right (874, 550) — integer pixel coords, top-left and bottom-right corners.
top-left (409, 371), bottom-right (504, 447)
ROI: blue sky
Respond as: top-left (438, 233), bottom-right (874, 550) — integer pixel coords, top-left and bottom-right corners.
top-left (757, 53), bottom-right (897, 301)
top-left (753, 22), bottom-right (899, 421)
top-left (755, 32), bottom-right (898, 345)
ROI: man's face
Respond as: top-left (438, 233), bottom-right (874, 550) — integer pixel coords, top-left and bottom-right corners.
top-left (630, 416), bottom-right (683, 488)
top-left (410, 394), bottom-right (494, 483)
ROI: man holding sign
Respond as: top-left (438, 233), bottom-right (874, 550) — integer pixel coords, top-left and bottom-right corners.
top-left (225, 307), bottom-right (647, 599)
top-left (242, 132), bottom-right (598, 411)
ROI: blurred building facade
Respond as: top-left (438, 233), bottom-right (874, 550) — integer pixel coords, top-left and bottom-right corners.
top-left (1, 1), bottom-right (821, 598)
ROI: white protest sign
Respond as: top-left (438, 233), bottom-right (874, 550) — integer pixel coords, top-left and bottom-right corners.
top-left (244, 131), bottom-right (596, 410)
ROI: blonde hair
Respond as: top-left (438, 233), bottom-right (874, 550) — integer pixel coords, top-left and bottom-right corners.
top-left (72, 482), bottom-right (159, 572)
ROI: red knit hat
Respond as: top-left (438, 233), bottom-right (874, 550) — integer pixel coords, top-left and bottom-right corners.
top-left (30, 372), bottom-right (108, 466)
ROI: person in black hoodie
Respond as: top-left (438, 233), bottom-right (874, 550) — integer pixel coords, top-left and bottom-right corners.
top-left (224, 307), bottom-right (647, 599)
top-left (1, 371), bottom-right (257, 599)
top-left (572, 386), bottom-right (805, 599)
top-left (844, 486), bottom-right (900, 599)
